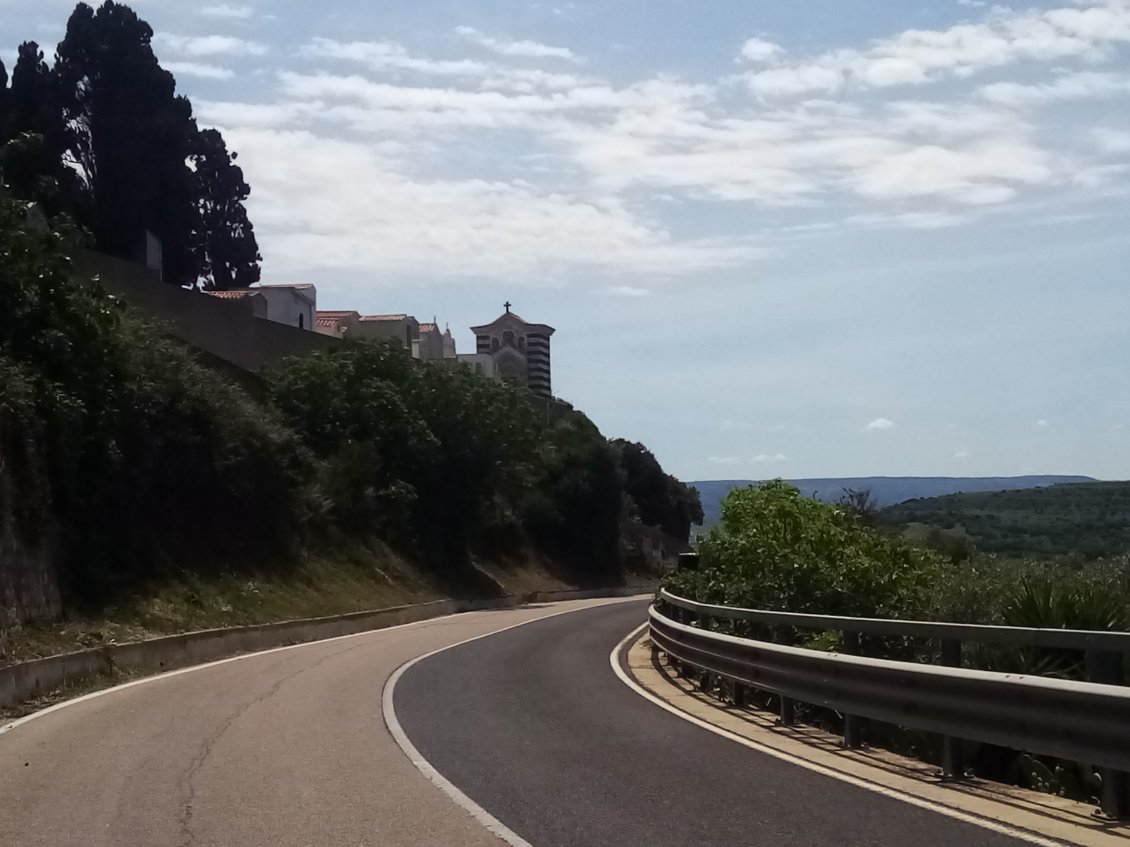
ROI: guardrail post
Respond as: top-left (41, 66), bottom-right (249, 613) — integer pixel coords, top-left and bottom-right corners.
top-left (1087, 650), bottom-right (1128, 819)
top-left (778, 695), bottom-right (795, 726)
top-left (940, 638), bottom-right (963, 778)
top-left (733, 682), bottom-right (748, 708)
top-left (841, 630), bottom-right (862, 748)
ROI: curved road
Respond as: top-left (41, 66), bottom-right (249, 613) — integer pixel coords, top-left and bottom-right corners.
top-left (395, 599), bottom-right (1028, 847)
top-left (0, 597), bottom-right (1030, 846)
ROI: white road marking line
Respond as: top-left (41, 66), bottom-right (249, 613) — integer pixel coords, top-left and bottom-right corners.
top-left (609, 626), bottom-right (1076, 847)
top-left (382, 596), bottom-right (645, 847)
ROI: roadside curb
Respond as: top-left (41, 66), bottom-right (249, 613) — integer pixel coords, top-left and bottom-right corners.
top-left (0, 585), bottom-right (651, 709)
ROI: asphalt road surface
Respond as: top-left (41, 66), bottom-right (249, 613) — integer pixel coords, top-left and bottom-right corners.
top-left (1, 596), bottom-right (1031, 847)
top-left (395, 598), bottom-right (1029, 847)
top-left (0, 598), bottom-right (632, 847)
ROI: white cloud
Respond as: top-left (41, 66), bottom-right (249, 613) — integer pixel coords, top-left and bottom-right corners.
top-left (202, 126), bottom-right (760, 279)
top-left (155, 33), bottom-right (267, 57)
top-left (866, 417), bottom-right (895, 430)
top-left (300, 38), bottom-right (490, 78)
top-left (739, 37), bottom-right (784, 64)
top-left (980, 71), bottom-right (1130, 106)
top-left (607, 285), bottom-right (651, 297)
top-left (1036, 419), bottom-right (1049, 426)
top-left (708, 455), bottom-right (741, 465)
top-left (953, 450), bottom-right (972, 458)
top-left (455, 26), bottom-right (582, 62)
top-left (751, 453), bottom-right (788, 463)
top-left (1091, 127), bottom-right (1130, 153)
top-left (745, 1), bottom-right (1130, 98)
top-left (163, 61), bottom-right (236, 80)
top-left (201, 4), bottom-right (253, 19)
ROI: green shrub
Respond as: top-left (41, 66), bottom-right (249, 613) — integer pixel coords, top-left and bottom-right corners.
top-left (667, 480), bottom-right (940, 620)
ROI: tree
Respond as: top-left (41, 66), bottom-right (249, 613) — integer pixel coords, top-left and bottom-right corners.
top-left (612, 439), bottom-right (703, 542)
top-left (54, 1), bottom-right (203, 285)
top-left (193, 128), bottom-right (261, 289)
top-left (0, 58), bottom-right (8, 139)
top-left (2, 43), bottom-right (75, 208)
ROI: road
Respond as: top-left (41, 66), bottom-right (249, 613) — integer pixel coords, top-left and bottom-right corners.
top-left (394, 599), bottom-right (1029, 847)
top-left (0, 599), bottom-right (628, 847)
top-left (0, 596), bottom-right (1030, 846)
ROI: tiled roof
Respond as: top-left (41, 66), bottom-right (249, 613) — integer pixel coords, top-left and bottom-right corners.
top-left (360, 314), bottom-right (409, 322)
top-left (315, 317), bottom-right (341, 328)
top-left (205, 289), bottom-right (260, 299)
top-left (253, 283), bottom-right (315, 290)
top-left (419, 323), bottom-right (437, 333)
top-left (316, 310), bottom-right (359, 319)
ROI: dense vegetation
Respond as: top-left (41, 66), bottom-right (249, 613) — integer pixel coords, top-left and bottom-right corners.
top-left (0, 1), bottom-right (260, 288)
top-left (666, 480), bottom-right (1129, 801)
top-left (670, 480), bottom-right (1129, 644)
top-left (0, 193), bottom-right (699, 613)
top-left (881, 482), bottom-right (1130, 560)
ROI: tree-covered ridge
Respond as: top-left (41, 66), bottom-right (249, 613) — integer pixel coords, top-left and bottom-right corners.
top-left (880, 481), bottom-right (1130, 560)
top-left (0, 1), bottom-right (260, 289)
top-left (0, 195), bottom-right (691, 612)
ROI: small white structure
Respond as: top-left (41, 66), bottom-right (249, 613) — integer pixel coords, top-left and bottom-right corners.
top-left (456, 353), bottom-right (499, 380)
top-left (207, 284), bottom-right (317, 331)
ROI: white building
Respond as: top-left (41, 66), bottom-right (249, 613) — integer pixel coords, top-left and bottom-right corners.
top-left (207, 284), bottom-right (316, 330)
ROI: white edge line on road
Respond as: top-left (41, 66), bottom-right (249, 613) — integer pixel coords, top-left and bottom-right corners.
top-left (0, 595), bottom-right (643, 738)
top-left (609, 626), bottom-right (1076, 847)
top-left (382, 595), bottom-right (646, 847)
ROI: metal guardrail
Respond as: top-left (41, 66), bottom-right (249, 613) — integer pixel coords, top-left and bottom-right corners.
top-left (659, 589), bottom-right (1130, 653)
top-left (649, 594), bottom-right (1130, 818)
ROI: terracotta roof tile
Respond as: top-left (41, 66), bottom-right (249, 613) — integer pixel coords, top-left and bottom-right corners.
top-left (360, 314), bottom-right (409, 322)
top-left (419, 322), bottom-right (437, 333)
top-left (205, 289), bottom-right (260, 299)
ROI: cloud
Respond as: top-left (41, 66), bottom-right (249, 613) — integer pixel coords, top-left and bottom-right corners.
top-left (155, 33), bottom-right (267, 57)
top-left (866, 417), bottom-right (895, 430)
top-left (197, 126), bottom-right (760, 279)
top-left (980, 72), bottom-right (1130, 106)
top-left (607, 285), bottom-right (651, 297)
top-left (455, 26), bottom-right (582, 62)
top-left (744, 1), bottom-right (1130, 98)
top-left (953, 450), bottom-right (972, 458)
top-left (300, 38), bottom-right (490, 78)
top-left (751, 453), bottom-right (788, 463)
top-left (200, 4), bottom-right (253, 19)
top-left (739, 37), bottom-right (784, 64)
top-left (162, 61), bottom-right (236, 80)
top-left (708, 455), bottom-right (741, 465)
top-left (1036, 419), bottom-right (1049, 427)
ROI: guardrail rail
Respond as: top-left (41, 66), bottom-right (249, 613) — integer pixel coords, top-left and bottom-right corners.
top-left (650, 589), bottom-right (1130, 819)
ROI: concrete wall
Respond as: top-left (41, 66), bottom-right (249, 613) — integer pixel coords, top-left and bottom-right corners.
top-left (0, 587), bottom-right (649, 708)
top-left (74, 252), bottom-right (340, 373)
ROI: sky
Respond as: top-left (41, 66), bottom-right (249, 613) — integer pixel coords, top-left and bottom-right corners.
top-left (4, 0), bottom-right (1130, 482)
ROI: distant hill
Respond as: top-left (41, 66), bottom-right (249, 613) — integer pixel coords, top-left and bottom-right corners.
top-left (690, 476), bottom-right (1096, 528)
top-left (880, 481), bottom-right (1130, 559)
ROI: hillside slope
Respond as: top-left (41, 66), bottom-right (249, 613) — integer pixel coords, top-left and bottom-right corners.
top-left (880, 480), bottom-right (1130, 559)
top-left (691, 476), bottom-right (1095, 528)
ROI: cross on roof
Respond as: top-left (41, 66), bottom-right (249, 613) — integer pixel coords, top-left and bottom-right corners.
top-left (504, 301), bottom-right (512, 313)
